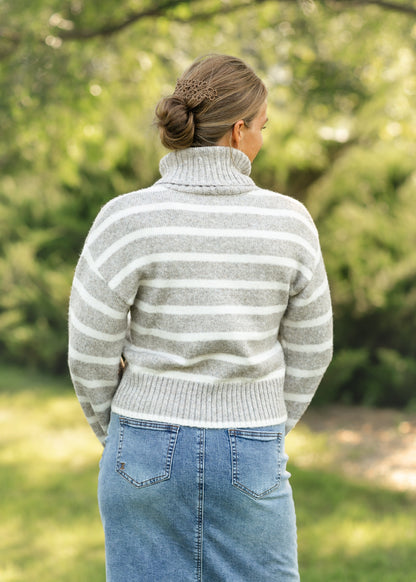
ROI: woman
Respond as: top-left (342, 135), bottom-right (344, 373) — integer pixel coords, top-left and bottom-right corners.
top-left (68, 54), bottom-right (332, 581)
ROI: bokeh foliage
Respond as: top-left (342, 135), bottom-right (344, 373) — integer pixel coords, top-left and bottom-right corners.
top-left (1, 1), bottom-right (415, 406)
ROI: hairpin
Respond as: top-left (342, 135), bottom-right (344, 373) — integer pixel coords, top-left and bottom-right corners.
top-left (174, 79), bottom-right (217, 106)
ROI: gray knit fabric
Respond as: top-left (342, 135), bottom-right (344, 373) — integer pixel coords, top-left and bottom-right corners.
top-left (68, 146), bottom-right (333, 443)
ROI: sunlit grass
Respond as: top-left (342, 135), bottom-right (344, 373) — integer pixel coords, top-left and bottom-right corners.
top-left (0, 366), bottom-right (104, 582)
top-left (1, 365), bottom-right (415, 581)
top-left (286, 429), bottom-right (416, 581)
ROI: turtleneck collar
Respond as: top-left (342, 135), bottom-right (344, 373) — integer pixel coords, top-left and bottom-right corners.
top-left (156, 146), bottom-right (256, 196)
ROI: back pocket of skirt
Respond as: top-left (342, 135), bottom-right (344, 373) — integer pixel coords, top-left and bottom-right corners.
top-left (228, 429), bottom-right (283, 499)
top-left (116, 418), bottom-right (179, 488)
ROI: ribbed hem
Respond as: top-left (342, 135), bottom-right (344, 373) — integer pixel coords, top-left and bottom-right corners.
top-left (111, 369), bottom-right (288, 429)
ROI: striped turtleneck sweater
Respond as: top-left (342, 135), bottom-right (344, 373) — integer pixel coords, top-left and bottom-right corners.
top-left (68, 146), bottom-right (333, 444)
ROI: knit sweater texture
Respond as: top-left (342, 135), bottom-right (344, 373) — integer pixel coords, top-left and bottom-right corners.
top-left (68, 147), bottom-right (333, 444)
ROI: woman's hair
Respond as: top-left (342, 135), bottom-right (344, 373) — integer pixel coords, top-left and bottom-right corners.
top-left (155, 54), bottom-right (267, 150)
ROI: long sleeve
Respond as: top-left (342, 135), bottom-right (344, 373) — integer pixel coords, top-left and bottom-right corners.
top-left (68, 246), bottom-right (130, 443)
top-left (280, 249), bottom-right (333, 433)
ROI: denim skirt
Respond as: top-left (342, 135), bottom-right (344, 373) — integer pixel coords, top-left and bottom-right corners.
top-left (98, 413), bottom-right (299, 582)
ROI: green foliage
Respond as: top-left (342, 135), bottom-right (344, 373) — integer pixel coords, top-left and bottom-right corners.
top-left (1, 1), bottom-right (416, 406)
top-left (309, 141), bottom-right (416, 407)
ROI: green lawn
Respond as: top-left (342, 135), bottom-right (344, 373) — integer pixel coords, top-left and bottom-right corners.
top-left (1, 366), bottom-right (415, 581)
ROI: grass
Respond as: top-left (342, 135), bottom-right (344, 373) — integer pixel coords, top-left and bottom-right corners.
top-left (293, 468), bottom-right (415, 581)
top-left (1, 365), bottom-right (415, 581)
top-left (0, 366), bottom-right (104, 582)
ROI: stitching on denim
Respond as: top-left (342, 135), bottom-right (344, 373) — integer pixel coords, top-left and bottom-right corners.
top-left (195, 428), bottom-right (205, 582)
top-left (116, 419), bottom-right (180, 488)
top-left (228, 429), bottom-right (282, 499)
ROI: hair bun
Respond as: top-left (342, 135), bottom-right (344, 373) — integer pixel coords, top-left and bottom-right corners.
top-left (155, 54), bottom-right (267, 151)
top-left (155, 96), bottom-right (195, 150)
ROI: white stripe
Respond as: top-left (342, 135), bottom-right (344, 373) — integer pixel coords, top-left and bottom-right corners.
top-left (128, 344), bottom-right (282, 367)
top-left (72, 278), bottom-right (126, 320)
top-left (134, 299), bottom-right (286, 316)
top-left (68, 346), bottom-right (120, 366)
top-left (140, 278), bottom-right (288, 291)
top-left (283, 339), bottom-right (333, 353)
top-left (77, 395), bottom-right (90, 404)
top-left (78, 396), bottom-right (112, 413)
top-left (71, 375), bottom-right (116, 389)
top-left (95, 226), bottom-right (316, 268)
top-left (284, 391), bottom-right (314, 403)
top-left (130, 322), bottom-right (277, 342)
top-left (283, 310), bottom-right (332, 328)
top-left (83, 247), bottom-right (103, 276)
top-left (109, 253), bottom-right (312, 291)
top-left (286, 365), bottom-right (328, 378)
top-left (87, 202), bottom-right (317, 245)
top-left (93, 398), bottom-right (113, 413)
top-left (69, 310), bottom-right (126, 342)
top-left (291, 279), bottom-right (328, 306)
top-left (127, 363), bottom-right (286, 384)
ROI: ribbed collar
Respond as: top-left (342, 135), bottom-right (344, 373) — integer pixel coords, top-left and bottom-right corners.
top-left (156, 146), bottom-right (256, 195)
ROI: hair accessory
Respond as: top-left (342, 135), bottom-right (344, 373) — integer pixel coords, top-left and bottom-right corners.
top-left (174, 79), bottom-right (217, 106)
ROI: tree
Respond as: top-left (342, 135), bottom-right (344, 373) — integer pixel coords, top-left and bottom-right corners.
top-left (1, 0), bottom-right (416, 50)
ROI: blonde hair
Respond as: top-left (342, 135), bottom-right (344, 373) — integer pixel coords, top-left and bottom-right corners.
top-left (155, 54), bottom-right (267, 150)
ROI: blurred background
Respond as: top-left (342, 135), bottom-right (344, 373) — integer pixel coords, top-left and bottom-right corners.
top-left (1, 0), bottom-right (416, 409)
top-left (1, 1), bottom-right (416, 580)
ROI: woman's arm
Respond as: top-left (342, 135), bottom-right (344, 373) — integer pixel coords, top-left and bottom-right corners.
top-left (280, 253), bottom-right (333, 433)
top-left (68, 247), bottom-right (130, 444)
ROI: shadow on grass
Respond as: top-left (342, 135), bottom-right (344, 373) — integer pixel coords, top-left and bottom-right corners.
top-left (291, 465), bottom-right (416, 582)
top-left (0, 364), bottom-right (73, 396)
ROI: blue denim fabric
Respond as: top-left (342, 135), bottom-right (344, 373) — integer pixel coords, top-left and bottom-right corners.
top-left (98, 413), bottom-right (300, 581)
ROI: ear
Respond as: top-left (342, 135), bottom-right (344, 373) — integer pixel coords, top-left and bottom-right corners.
top-left (231, 120), bottom-right (245, 149)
